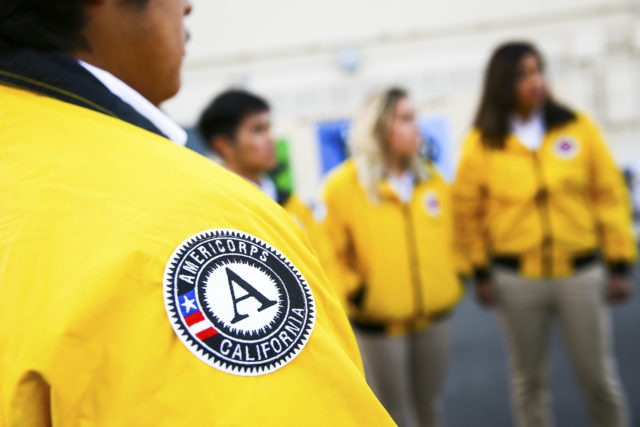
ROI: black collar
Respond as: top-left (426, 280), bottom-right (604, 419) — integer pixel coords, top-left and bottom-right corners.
top-left (0, 48), bottom-right (167, 138)
top-left (276, 189), bottom-right (292, 207)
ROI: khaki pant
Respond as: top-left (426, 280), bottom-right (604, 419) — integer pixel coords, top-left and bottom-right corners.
top-left (494, 265), bottom-right (629, 427)
top-left (356, 320), bottom-right (450, 427)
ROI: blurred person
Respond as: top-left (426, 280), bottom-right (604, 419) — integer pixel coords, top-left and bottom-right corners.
top-left (622, 167), bottom-right (639, 220)
top-left (197, 90), bottom-right (319, 236)
top-left (453, 41), bottom-right (636, 427)
top-left (318, 87), bottom-right (464, 427)
top-left (0, 1), bottom-right (395, 425)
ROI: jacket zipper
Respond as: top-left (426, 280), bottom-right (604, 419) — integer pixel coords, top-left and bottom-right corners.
top-left (403, 203), bottom-right (424, 317)
top-left (532, 152), bottom-right (553, 277)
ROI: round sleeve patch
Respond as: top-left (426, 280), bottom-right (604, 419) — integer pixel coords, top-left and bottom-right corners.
top-left (553, 136), bottom-right (580, 160)
top-left (163, 228), bottom-right (316, 376)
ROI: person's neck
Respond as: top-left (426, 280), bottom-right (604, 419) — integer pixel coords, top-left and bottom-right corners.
top-left (72, 51), bottom-right (119, 86)
top-left (385, 157), bottom-right (410, 178)
top-left (514, 106), bottom-right (539, 122)
top-left (72, 50), bottom-right (162, 107)
top-left (225, 163), bottom-right (262, 185)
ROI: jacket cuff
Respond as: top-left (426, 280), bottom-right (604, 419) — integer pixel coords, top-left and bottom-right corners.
top-left (473, 267), bottom-right (491, 283)
top-left (607, 261), bottom-right (632, 277)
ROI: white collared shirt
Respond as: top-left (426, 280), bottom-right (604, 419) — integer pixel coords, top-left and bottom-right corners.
top-left (510, 110), bottom-right (546, 151)
top-left (78, 60), bottom-right (187, 146)
top-left (387, 170), bottom-right (415, 203)
top-left (258, 175), bottom-right (279, 202)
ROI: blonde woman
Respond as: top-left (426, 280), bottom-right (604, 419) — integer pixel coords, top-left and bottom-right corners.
top-left (319, 88), bottom-right (464, 427)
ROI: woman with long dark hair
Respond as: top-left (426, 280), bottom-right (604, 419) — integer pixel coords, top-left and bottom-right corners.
top-left (453, 42), bottom-right (635, 427)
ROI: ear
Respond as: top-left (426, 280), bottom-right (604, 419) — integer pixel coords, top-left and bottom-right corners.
top-left (211, 135), bottom-right (234, 160)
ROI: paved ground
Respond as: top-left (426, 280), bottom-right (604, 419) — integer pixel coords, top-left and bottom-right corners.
top-left (442, 261), bottom-right (640, 427)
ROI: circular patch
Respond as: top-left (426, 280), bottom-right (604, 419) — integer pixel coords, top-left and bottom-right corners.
top-left (553, 136), bottom-right (579, 160)
top-left (424, 191), bottom-right (442, 217)
top-left (164, 229), bottom-right (316, 376)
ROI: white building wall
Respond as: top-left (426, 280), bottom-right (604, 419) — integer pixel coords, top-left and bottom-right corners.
top-left (165, 0), bottom-right (640, 201)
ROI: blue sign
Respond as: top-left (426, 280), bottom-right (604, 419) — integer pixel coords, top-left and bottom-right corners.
top-left (316, 119), bottom-right (351, 177)
top-left (419, 115), bottom-right (455, 182)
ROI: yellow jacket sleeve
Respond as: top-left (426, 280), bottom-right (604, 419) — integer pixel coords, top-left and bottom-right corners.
top-left (0, 86), bottom-right (395, 426)
top-left (452, 131), bottom-right (490, 277)
top-left (283, 195), bottom-right (347, 296)
top-left (318, 171), bottom-right (363, 306)
top-left (584, 116), bottom-right (638, 268)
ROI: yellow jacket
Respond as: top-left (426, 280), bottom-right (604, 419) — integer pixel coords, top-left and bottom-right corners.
top-left (280, 193), bottom-right (319, 241)
top-left (319, 160), bottom-right (463, 336)
top-left (453, 113), bottom-right (637, 279)
top-left (281, 194), bottom-right (337, 278)
top-left (0, 85), bottom-right (394, 425)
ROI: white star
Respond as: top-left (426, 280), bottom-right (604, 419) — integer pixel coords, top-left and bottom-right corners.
top-left (181, 295), bottom-right (197, 313)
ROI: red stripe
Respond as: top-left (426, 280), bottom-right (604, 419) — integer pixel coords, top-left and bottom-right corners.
top-left (184, 311), bottom-right (204, 326)
top-left (196, 328), bottom-right (218, 340)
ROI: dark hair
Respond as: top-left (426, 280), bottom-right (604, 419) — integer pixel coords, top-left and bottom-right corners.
top-left (473, 41), bottom-right (576, 149)
top-left (197, 90), bottom-right (270, 145)
top-left (0, 0), bottom-right (149, 53)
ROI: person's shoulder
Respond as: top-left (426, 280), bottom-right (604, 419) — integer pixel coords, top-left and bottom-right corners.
top-left (284, 193), bottom-right (307, 209)
top-left (322, 159), bottom-right (358, 191)
top-left (281, 192), bottom-right (307, 215)
top-left (571, 111), bottom-right (599, 129)
top-left (556, 111), bottom-right (604, 143)
top-left (424, 162), bottom-right (447, 184)
top-left (3, 82), bottom-right (280, 230)
top-left (283, 193), bottom-right (318, 225)
top-left (464, 127), bottom-right (482, 144)
top-left (414, 161), bottom-right (448, 193)
top-left (459, 128), bottom-right (485, 155)
top-left (147, 141), bottom-right (285, 231)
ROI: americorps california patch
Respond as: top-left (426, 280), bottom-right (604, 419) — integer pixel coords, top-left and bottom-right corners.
top-left (163, 228), bottom-right (316, 376)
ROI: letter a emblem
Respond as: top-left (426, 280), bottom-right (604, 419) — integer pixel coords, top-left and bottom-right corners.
top-left (164, 228), bottom-right (316, 375)
top-left (226, 267), bottom-right (277, 324)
